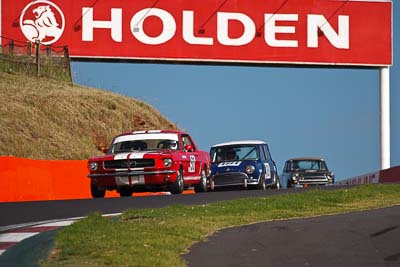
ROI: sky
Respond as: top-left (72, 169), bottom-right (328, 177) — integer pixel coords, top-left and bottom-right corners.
top-left (71, 1), bottom-right (399, 182)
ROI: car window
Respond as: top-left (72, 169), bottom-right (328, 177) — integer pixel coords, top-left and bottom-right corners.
top-left (210, 145), bottom-right (258, 162)
top-left (263, 145), bottom-right (272, 161)
top-left (182, 135), bottom-right (194, 151)
top-left (259, 145), bottom-right (267, 161)
top-left (292, 160), bottom-right (326, 170)
top-left (112, 139), bottom-right (180, 152)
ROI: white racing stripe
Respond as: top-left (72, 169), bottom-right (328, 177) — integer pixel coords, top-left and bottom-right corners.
top-left (114, 152), bottom-right (147, 160)
top-left (0, 232), bottom-right (39, 242)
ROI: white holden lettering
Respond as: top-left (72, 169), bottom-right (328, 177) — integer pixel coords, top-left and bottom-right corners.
top-left (183, 11), bottom-right (213, 45)
top-left (81, 7), bottom-right (350, 50)
top-left (264, 14), bottom-right (298, 48)
top-left (307, 15), bottom-right (349, 49)
top-left (82, 7), bottom-right (122, 42)
top-left (130, 8), bottom-right (176, 45)
top-left (217, 12), bottom-right (256, 46)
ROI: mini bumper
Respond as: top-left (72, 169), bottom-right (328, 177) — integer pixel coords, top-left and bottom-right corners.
top-left (210, 172), bottom-right (260, 188)
top-left (294, 178), bottom-right (333, 186)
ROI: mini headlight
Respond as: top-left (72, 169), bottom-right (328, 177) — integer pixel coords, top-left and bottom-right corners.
top-left (89, 162), bottom-right (98, 171)
top-left (245, 165), bottom-right (255, 174)
top-left (292, 173), bottom-right (299, 181)
top-left (163, 158), bottom-right (173, 167)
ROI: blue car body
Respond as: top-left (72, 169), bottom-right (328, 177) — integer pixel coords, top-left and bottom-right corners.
top-left (208, 140), bottom-right (280, 190)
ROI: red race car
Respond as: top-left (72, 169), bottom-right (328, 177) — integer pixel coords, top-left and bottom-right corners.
top-left (87, 130), bottom-right (210, 197)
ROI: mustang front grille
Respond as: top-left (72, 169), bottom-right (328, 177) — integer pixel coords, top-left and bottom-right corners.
top-left (103, 159), bottom-right (155, 169)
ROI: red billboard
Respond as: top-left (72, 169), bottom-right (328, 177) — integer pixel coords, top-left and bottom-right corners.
top-left (0, 0), bottom-right (392, 66)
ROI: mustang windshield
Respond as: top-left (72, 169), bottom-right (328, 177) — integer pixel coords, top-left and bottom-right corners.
top-left (210, 145), bottom-right (258, 162)
top-left (292, 160), bottom-right (326, 171)
top-left (111, 133), bottom-right (180, 153)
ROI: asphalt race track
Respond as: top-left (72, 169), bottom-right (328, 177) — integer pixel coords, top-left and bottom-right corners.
top-left (184, 205), bottom-right (400, 267)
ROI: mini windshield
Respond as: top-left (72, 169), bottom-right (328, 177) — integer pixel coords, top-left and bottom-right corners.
top-left (291, 160), bottom-right (326, 171)
top-left (210, 145), bottom-right (258, 162)
top-left (111, 133), bottom-right (180, 153)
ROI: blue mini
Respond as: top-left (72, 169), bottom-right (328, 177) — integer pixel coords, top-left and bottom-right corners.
top-left (208, 140), bottom-right (280, 190)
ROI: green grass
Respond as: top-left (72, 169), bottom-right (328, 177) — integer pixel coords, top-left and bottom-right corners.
top-left (41, 184), bottom-right (400, 267)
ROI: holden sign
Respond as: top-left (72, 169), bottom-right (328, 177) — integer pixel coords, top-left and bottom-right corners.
top-left (0, 0), bottom-right (392, 66)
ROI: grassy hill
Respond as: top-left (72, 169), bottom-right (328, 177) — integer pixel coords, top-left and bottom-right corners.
top-left (0, 71), bottom-right (178, 160)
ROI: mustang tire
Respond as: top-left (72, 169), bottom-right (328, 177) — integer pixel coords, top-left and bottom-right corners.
top-left (90, 183), bottom-right (105, 198)
top-left (194, 169), bottom-right (207, 193)
top-left (119, 188), bottom-right (132, 197)
top-left (170, 168), bottom-right (184, 194)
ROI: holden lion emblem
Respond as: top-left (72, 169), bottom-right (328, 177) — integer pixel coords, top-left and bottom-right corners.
top-left (20, 0), bottom-right (65, 45)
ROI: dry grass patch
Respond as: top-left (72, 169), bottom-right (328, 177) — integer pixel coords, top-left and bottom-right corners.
top-left (0, 71), bottom-right (178, 159)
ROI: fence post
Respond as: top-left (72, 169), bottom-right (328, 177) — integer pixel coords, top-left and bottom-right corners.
top-left (35, 41), bottom-right (40, 77)
top-left (9, 40), bottom-right (14, 56)
top-left (46, 45), bottom-right (51, 56)
top-left (27, 42), bottom-right (32, 56)
top-left (64, 45), bottom-right (73, 84)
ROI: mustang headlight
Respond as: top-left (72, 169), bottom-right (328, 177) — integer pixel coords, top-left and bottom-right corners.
top-left (245, 165), bottom-right (255, 174)
top-left (163, 158), bottom-right (173, 167)
top-left (89, 162), bottom-right (98, 171)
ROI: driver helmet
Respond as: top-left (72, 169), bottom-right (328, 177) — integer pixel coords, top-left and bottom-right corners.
top-left (168, 140), bottom-right (178, 150)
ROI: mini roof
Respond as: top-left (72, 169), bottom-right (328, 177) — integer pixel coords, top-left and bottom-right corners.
top-left (212, 140), bottom-right (266, 147)
top-left (287, 157), bottom-right (325, 161)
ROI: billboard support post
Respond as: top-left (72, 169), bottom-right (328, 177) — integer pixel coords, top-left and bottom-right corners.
top-left (380, 66), bottom-right (390, 170)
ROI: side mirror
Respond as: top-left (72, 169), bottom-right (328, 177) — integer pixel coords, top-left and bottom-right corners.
top-left (185, 144), bottom-right (194, 152)
top-left (102, 148), bottom-right (109, 154)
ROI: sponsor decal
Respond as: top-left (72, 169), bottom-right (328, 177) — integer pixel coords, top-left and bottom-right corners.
top-left (218, 161), bottom-right (241, 167)
top-left (19, 0), bottom-right (65, 45)
top-left (264, 163), bottom-right (271, 179)
top-left (189, 155), bottom-right (196, 173)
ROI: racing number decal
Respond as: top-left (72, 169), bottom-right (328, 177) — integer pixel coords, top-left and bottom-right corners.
top-left (189, 155), bottom-right (196, 173)
top-left (264, 163), bottom-right (271, 179)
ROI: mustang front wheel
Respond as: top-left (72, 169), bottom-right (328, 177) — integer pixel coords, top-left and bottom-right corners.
top-left (170, 169), bottom-right (184, 194)
top-left (119, 188), bottom-right (132, 197)
top-left (194, 169), bottom-right (207, 193)
top-left (90, 183), bottom-right (105, 198)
